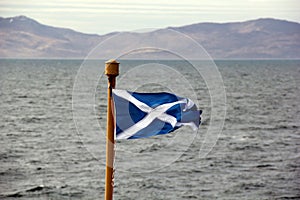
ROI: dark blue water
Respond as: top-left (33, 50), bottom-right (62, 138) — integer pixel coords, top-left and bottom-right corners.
top-left (0, 59), bottom-right (299, 199)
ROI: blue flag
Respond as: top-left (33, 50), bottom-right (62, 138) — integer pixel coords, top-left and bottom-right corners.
top-left (112, 89), bottom-right (202, 139)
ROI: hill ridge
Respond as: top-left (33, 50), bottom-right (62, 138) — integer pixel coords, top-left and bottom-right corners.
top-left (0, 16), bottom-right (299, 58)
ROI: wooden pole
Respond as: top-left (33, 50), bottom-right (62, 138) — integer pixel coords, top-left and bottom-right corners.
top-left (104, 59), bottom-right (119, 200)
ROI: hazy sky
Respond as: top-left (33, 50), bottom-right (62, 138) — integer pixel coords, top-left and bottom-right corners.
top-left (0, 0), bottom-right (299, 34)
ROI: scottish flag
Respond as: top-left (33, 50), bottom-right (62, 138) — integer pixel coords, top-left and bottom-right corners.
top-left (112, 89), bottom-right (202, 139)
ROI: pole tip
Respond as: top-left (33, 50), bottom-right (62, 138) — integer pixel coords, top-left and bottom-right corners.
top-left (105, 59), bottom-right (119, 76)
top-left (105, 59), bottom-right (119, 64)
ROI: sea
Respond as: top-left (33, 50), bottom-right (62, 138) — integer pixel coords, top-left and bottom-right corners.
top-left (0, 59), bottom-right (299, 199)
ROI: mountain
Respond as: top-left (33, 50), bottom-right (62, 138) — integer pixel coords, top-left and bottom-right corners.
top-left (0, 16), bottom-right (115, 58)
top-left (0, 16), bottom-right (299, 59)
top-left (169, 18), bottom-right (300, 58)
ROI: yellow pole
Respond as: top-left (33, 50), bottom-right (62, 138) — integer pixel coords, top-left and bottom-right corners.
top-left (104, 59), bottom-right (119, 200)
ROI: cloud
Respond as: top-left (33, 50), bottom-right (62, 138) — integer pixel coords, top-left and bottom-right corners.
top-left (1, 1), bottom-right (298, 15)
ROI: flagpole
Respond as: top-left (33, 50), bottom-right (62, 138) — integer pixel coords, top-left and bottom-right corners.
top-left (104, 59), bottom-right (119, 200)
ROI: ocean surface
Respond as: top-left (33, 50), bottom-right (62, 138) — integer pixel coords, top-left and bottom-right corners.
top-left (0, 59), bottom-right (299, 199)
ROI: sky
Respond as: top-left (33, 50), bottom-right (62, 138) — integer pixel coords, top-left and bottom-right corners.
top-left (0, 0), bottom-right (299, 35)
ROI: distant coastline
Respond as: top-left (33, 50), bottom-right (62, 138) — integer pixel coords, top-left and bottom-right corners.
top-left (0, 16), bottom-right (299, 59)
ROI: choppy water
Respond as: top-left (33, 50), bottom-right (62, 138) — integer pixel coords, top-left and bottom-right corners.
top-left (0, 59), bottom-right (299, 199)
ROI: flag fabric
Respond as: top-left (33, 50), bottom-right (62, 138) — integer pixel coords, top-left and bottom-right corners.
top-left (112, 89), bottom-right (202, 139)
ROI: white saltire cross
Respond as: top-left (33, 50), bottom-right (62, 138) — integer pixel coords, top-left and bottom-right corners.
top-left (113, 89), bottom-right (197, 139)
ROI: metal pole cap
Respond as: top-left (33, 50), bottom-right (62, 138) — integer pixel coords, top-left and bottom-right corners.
top-left (105, 59), bottom-right (119, 76)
